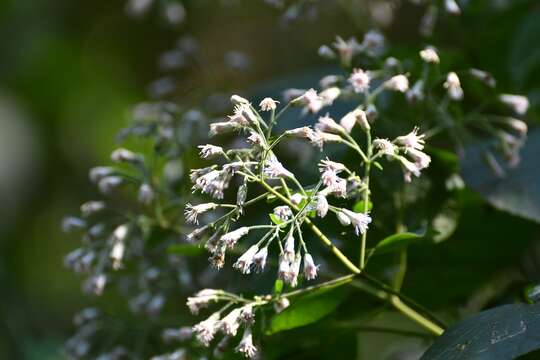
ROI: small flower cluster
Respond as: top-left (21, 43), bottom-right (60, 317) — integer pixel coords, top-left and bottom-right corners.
top-left (313, 33), bottom-right (528, 175)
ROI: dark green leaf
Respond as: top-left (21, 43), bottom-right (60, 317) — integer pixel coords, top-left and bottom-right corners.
top-left (370, 230), bottom-right (429, 256)
top-left (422, 302), bottom-right (540, 360)
top-left (267, 286), bottom-right (349, 335)
top-left (461, 129), bottom-right (540, 224)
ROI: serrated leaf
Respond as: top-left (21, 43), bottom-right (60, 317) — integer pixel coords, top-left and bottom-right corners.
top-left (267, 286), bottom-right (349, 335)
top-left (421, 302), bottom-right (540, 360)
top-left (167, 244), bottom-right (204, 256)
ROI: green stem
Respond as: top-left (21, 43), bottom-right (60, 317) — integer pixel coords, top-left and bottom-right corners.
top-left (359, 129), bottom-right (372, 269)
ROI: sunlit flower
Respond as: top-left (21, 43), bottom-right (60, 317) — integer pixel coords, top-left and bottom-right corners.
top-left (259, 97), bottom-right (278, 111)
top-left (220, 227), bottom-right (250, 248)
top-left (385, 74), bottom-right (409, 92)
top-left (341, 209), bottom-right (372, 235)
top-left (233, 245), bottom-right (259, 274)
top-left (419, 46), bottom-right (439, 64)
top-left (348, 68), bottom-right (370, 93)
top-left (198, 144), bottom-right (224, 159)
top-left (443, 72), bottom-right (463, 101)
top-left (184, 203), bottom-right (218, 225)
top-left (499, 94), bottom-right (529, 115)
top-left (193, 313), bottom-right (220, 347)
top-left (303, 253), bottom-right (319, 280)
top-left (235, 327), bottom-right (257, 358)
top-left (395, 127), bottom-right (425, 151)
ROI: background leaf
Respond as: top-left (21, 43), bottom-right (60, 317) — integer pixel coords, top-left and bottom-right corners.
top-left (421, 302), bottom-right (540, 360)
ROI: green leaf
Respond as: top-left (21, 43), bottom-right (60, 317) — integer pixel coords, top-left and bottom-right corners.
top-left (422, 302), bottom-right (540, 360)
top-left (269, 213), bottom-right (284, 225)
top-left (371, 229), bottom-right (429, 256)
top-left (267, 286), bottom-right (349, 335)
top-left (353, 200), bottom-right (373, 213)
top-left (274, 279), bottom-right (284, 295)
top-left (167, 244), bottom-right (204, 256)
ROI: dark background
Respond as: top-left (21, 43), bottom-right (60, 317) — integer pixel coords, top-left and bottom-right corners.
top-left (0, 0), bottom-right (539, 358)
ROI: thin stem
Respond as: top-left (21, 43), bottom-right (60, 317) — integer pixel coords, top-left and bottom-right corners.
top-left (359, 128), bottom-right (372, 269)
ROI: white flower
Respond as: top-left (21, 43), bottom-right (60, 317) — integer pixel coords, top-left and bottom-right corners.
top-left (315, 194), bottom-right (329, 218)
top-left (110, 240), bottom-right (126, 270)
top-left (220, 227), bottom-right (250, 248)
top-left (113, 224), bottom-right (129, 242)
top-left (443, 72), bottom-right (463, 101)
top-left (407, 148), bottom-right (431, 169)
top-left (240, 304), bottom-right (254, 324)
top-left (259, 97), bottom-right (278, 111)
top-left (336, 211), bottom-right (351, 226)
top-left (98, 176), bottom-right (123, 194)
top-left (219, 308), bottom-right (242, 336)
top-left (233, 245), bottom-right (259, 274)
top-left (499, 94), bottom-right (529, 115)
top-left (320, 87), bottom-right (341, 106)
top-left (253, 247), bottom-right (268, 272)
top-left (89, 166), bottom-right (115, 183)
top-left (192, 169), bottom-right (232, 199)
top-left (385, 74), bottom-right (409, 92)
top-left (193, 313), bottom-right (220, 347)
top-left (235, 327), bottom-right (257, 359)
top-left (288, 255), bottom-right (301, 287)
top-left (319, 158), bottom-right (347, 174)
top-left (186, 289), bottom-right (221, 315)
top-left (138, 183), bottom-right (154, 204)
top-left (445, 0), bottom-right (461, 14)
top-left (315, 114), bottom-right (344, 134)
top-left (284, 233), bottom-right (295, 262)
top-left (80, 201), bottom-right (106, 217)
top-left (293, 88), bottom-right (323, 114)
top-left (209, 121), bottom-right (240, 137)
top-left (333, 36), bottom-right (360, 65)
top-left (263, 156), bottom-right (294, 179)
top-left (348, 68), bottom-right (370, 93)
top-left (274, 297), bottom-right (290, 313)
top-left (277, 256), bottom-right (291, 282)
top-left (231, 94), bottom-right (250, 105)
top-left (184, 203), bottom-right (218, 225)
top-left (198, 144), bottom-right (224, 159)
top-left (286, 126), bottom-right (314, 138)
top-left (470, 69), bottom-right (496, 88)
top-left (318, 44), bottom-right (336, 59)
top-left (341, 209), bottom-right (372, 235)
top-left (340, 109), bottom-right (369, 133)
top-left (362, 30), bottom-right (385, 56)
top-left (329, 177), bottom-right (347, 198)
top-left (308, 129), bottom-right (342, 150)
top-left (395, 127), bottom-right (425, 151)
top-left (506, 118), bottom-right (528, 136)
top-left (419, 46), bottom-right (440, 64)
top-left (373, 138), bottom-right (397, 155)
top-left (303, 253), bottom-right (319, 280)
top-left (230, 103), bottom-right (257, 125)
top-left (398, 156), bottom-right (421, 183)
top-left (290, 193), bottom-right (304, 206)
top-left (247, 131), bottom-right (264, 146)
top-left (274, 206), bottom-right (293, 221)
top-left (319, 74), bottom-right (341, 88)
top-left (111, 148), bottom-right (141, 163)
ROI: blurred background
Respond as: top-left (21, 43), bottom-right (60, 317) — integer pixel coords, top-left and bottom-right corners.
top-left (0, 0), bottom-right (539, 358)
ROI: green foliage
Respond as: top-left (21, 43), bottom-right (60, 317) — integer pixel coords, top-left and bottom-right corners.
top-left (267, 286), bottom-right (349, 335)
